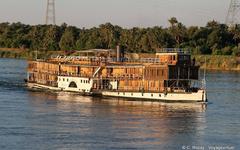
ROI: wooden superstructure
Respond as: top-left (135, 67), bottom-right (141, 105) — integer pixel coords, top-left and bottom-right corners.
top-left (27, 48), bottom-right (206, 102)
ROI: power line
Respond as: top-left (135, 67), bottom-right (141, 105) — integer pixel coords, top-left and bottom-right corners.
top-left (46, 0), bottom-right (56, 25)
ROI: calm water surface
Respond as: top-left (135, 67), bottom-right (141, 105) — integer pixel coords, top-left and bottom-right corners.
top-left (0, 58), bottom-right (239, 150)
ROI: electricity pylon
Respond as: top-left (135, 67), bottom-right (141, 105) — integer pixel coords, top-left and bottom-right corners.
top-left (46, 0), bottom-right (56, 25)
top-left (226, 0), bottom-right (240, 27)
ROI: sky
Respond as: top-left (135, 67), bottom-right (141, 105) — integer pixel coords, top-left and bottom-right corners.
top-left (0, 0), bottom-right (231, 28)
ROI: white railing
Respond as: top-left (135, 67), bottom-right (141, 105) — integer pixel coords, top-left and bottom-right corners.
top-left (156, 48), bottom-right (190, 54)
top-left (50, 55), bottom-right (162, 64)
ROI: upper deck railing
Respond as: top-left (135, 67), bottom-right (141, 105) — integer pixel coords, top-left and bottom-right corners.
top-left (156, 48), bottom-right (190, 54)
top-left (49, 55), bottom-right (163, 64)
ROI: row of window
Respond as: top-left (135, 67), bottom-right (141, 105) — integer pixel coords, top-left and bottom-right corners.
top-left (81, 80), bottom-right (90, 84)
top-left (124, 80), bottom-right (163, 87)
top-left (59, 78), bottom-right (69, 82)
top-left (144, 69), bottom-right (165, 77)
top-left (58, 78), bottom-right (90, 84)
top-left (118, 92), bottom-right (162, 97)
top-left (124, 68), bottom-right (141, 74)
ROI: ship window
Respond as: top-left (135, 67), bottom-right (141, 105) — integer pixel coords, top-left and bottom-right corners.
top-left (159, 94), bottom-right (161, 97)
top-left (69, 81), bottom-right (77, 88)
top-left (63, 78), bottom-right (65, 82)
top-left (151, 94), bottom-right (153, 97)
top-left (173, 55), bottom-right (176, 60)
top-left (67, 79), bottom-right (69, 82)
top-left (131, 93), bottom-right (133, 96)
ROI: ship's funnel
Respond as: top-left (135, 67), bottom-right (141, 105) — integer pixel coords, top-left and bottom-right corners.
top-left (117, 45), bottom-right (120, 62)
top-left (116, 45), bottom-right (124, 62)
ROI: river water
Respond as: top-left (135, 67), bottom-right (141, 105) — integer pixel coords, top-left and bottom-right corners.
top-left (0, 58), bottom-right (239, 150)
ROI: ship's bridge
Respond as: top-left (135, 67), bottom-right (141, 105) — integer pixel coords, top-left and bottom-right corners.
top-left (156, 48), bottom-right (192, 65)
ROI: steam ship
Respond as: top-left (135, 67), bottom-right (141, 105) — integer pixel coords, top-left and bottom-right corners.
top-left (27, 47), bottom-right (207, 103)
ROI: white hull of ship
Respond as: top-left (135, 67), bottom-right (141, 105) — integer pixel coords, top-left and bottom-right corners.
top-left (102, 90), bottom-right (207, 102)
top-left (27, 83), bottom-right (207, 103)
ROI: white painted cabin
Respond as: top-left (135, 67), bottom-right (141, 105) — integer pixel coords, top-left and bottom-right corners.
top-left (58, 76), bottom-right (93, 93)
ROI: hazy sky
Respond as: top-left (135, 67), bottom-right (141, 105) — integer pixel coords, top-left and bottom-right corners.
top-left (0, 0), bottom-right (230, 28)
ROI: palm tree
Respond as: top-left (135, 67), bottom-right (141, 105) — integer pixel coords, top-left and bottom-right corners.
top-left (168, 17), bottom-right (186, 47)
top-left (168, 17), bottom-right (178, 27)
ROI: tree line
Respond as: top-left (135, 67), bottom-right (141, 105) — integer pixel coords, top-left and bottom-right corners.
top-left (0, 17), bottom-right (240, 56)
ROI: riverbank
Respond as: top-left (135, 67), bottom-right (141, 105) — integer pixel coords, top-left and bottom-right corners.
top-left (0, 49), bottom-right (62, 59)
top-left (0, 49), bottom-right (31, 59)
top-left (0, 49), bottom-right (239, 71)
top-left (194, 55), bottom-right (240, 71)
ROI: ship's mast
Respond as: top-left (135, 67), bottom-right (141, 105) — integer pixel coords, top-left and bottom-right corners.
top-left (203, 57), bottom-right (207, 90)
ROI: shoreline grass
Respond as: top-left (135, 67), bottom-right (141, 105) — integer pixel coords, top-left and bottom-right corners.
top-left (1, 49), bottom-right (239, 71)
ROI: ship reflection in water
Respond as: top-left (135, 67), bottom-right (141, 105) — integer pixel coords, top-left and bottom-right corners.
top-left (27, 91), bottom-right (207, 149)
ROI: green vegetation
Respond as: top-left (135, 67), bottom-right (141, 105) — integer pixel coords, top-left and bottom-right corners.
top-left (0, 18), bottom-right (240, 70)
top-left (0, 18), bottom-right (240, 56)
